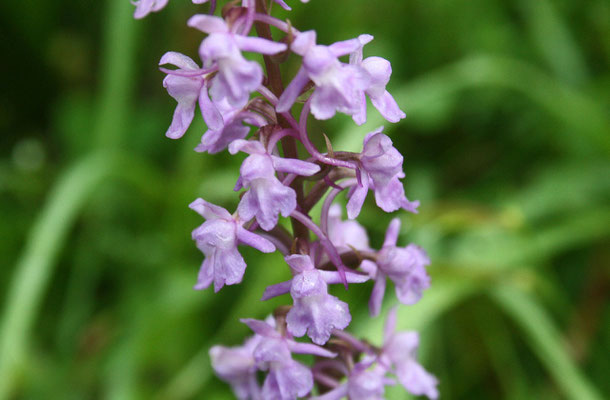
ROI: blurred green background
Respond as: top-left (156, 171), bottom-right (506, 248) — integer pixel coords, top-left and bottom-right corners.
top-left (1, 0), bottom-right (609, 399)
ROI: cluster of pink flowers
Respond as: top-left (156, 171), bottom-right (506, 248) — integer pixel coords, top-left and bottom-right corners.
top-left (137, 1), bottom-right (438, 398)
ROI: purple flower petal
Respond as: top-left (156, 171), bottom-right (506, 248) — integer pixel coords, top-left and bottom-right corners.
top-left (261, 280), bottom-right (293, 301)
top-left (286, 269), bottom-right (351, 345)
top-left (346, 175), bottom-right (369, 219)
top-left (198, 86), bottom-right (224, 131)
top-left (210, 335), bottom-right (261, 400)
top-left (327, 204), bottom-right (370, 251)
top-left (262, 360), bottom-right (313, 399)
top-left (189, 198), bottom-right (232, 220)
top-left (271, 155), bottom-right (320, 176)
top-left (236, 225), bottom-right (275, 253)
top-left (291, 30), bottom-right (316, 55)
top-left (187, 14), bottom-right (228, 34)
top-left (159, 51), bottom-right (199, 70)
top-left (276, 67), bottom-right (310, 113)
top-left (396, 360), bottom-right (439, 399)
top-left (237, 179), bottom-right (296, 231)
top-left (371, 90), bottom-right (406, 123)
top-left (288, 342), bottom-right (337, 358)
top-left (241, 318), bottom-right (280, 338)
top-left (368, 272), bottom-right (386, 317)
top-left (319, 270), bottom-right (370, 285)
top-left (383, 218), bottom-right (401, 247)
top-left (133, 0), bottom-right (169, 19)
top-left (234, 35), bottom-right (287, 55)
top-left (285, 254), bottom-right (315, 273)
top-left (162, 74), bottom-right (201, 139)
top-left (329, 36), bottom-right (368, 57)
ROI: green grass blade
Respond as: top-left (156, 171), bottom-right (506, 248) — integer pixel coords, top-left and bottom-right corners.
top-left (491, 285), bottom-right (603, 400)
top-left (0, 152), bottom-right (116, 400)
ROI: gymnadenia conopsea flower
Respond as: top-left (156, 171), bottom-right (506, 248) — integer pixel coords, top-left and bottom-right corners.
top-left (136, 1), bottom-right (438, 398)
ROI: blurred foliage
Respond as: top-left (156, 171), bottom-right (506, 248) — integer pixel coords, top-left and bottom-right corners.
top-left (1, 0), bottom-right (609, 399)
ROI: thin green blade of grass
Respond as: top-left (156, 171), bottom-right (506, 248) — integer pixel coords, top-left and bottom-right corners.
top-left (490, 284), bottom-right (603, 400)
top-left (0, 151), bottom-right (116, 400)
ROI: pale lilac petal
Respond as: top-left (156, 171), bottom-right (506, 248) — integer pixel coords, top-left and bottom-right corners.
top-left (133, 0), bottom-right (168, 19)
top-left (159, 51), bottom-right (199, 70)
top-left (189, 198), bottom-right (232, 220)
top-left (310, 85), bottom-right (341, 120)
top-left (214, 248), bottom-right (246, 291)
top-left (290, 269), bottom-right (326, 298)
top-left (347, 364), bottom-right (388, 400)
top-left (241, 318), bottom-right (280, 338)
top-left (329, 37), bottom-right (366, 57)
top-left (327, 204), bottom-right (370, 251)
top-left (194, 258), bottom-right (214, 290)
top-left (393, 262), bottom-right (431, 306)
top-left (263, 361), bottom-right (313, 399)
top-left (239, 153), bottom-right (276, 182)
top-left (291, 30), bottom-right (316, 55)
top-left (346, 176), bottom-right (369, 219)
top-left (287, 290), bottom-right (351, 345)
top-left (165, 96), bottom-right (196, 139)
top-left (374, 177), bottom-right (419, 214)
top-left (359, 259), bottom-right (378, 277)
top-left (348, 34), bottom-right (374, 65)
top-left (198, 87), bottom-right (224, 131)
top-left (271, 156), bottom-right (320, 176)
top-left (151, 0), bottom-right (169, 11)
top-left (361, 56), bottom-right (392, 98)
top-left (210, 341), bottom-right (260, 400)
top-left (236, 225), bottom-right (276, 253)
top-left (369, 272), bottom-right (386, 317)
top-left (288, 342), bottom-right (337, 358)
top-left (396, 361), bottom-right (439, 400)
top-left (210, 59), bottom-right (262, 107)
top-left (276, 67), bottom-right (310, 112)
top-left (261, 280), bottom-right (292, 300)
top-left (234, 35), bottom-right (287, 54)
top-left (361, 132), bottom-right (403, 186)
top-left (162, 74), bottom-right (202, 138)
top-left (197, 118), bottom-right (251, 154)
top-left (371, 90), bottom-right (406, 123)
top-left (285, 254), bottom-right (314, 273)
top-left (273, 0), bottom-right (291, 10)
top-left (319, 270), bottom-right (370, 285)
top-left (238, 179), bottom-right (296, 231)
top-left (229, 139), bottom-right (266, 155)
top-left (187, 14), bottom-right (228, 34)
top-left (383, 218), bottom-right (401, 247)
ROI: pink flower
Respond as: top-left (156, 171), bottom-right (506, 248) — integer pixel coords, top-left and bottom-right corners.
top-left (188, 15), bottom-right (287, 108)
top-left (189, 198), bottom-right (275, 291)
top-left (347, 128), bottom-right (419, 219)
top-left (277, 31), bottom-right (371, 120)
top-left (229, 140), bottom-right (320, 231)
top-left (367, 219), bottom-right (431, 316)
